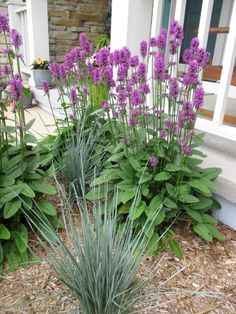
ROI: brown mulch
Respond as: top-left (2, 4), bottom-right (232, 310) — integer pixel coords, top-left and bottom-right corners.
top-left (0, 220), bottom-right (236, 313)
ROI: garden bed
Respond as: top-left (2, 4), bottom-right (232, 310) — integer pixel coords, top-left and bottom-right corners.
top-left (1, 221), bottom-right (236, 314)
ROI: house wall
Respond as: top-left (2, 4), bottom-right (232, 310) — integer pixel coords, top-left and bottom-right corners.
top-left (48, 0), bottom-right (111, 62)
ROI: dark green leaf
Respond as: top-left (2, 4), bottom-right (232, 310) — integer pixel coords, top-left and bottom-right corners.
top-left (138, 173), bottom-right (152, 184)
top-left (20, 183), bottom-right (35, 198)
top-left (188, 179), bottom-right (210, 194)
top-left (179, 194), bottom-right (199, 204)
top-left (202, 167), bottom-right (221, 180)
top-left (170, 240), bottom-right (183, 259)
top-left (37, 200), bottom-right (57, 216)
top-left (186, 209), bottom-right (203, 223)
top-left (0, 224), bottom-right (11, 240)
top-left (130, 201), bottom-right (146, 220)
top-left (164, 197), bottom-right (178, 209)
top-left (11, 224), bottom-right (28, 253)
top-left (0, 185), bottom-right (22, 202)
top-left (3, 199), bottom-right (22, 219)
top-left (205, 224), bottom-right (225, 241)
top-left (154, 171), bottom-right (171, 181)
top-left (202, 214), bottom-right (218, 225)
top-left (129, 157), bottom-right (142, 172)
top-left (0, 175), bottom-right (15, 187)
top-left (193, 223), bottom-right (213, 242)
top-left (147, 233), bottom-right (160, 256)
top-left (29, 181), bottom-right (56, 195)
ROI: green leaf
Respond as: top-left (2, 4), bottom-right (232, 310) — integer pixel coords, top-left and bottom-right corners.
top-left (138, 173), bottom-right (152, 184)
top-left (11, 224), bottom-right (28, 253)
top-left (147, 233), bottom-right (160, 256)
top-left (119, 202), bottom-right (131, 214)
top-left (188, 180), bottom-right (210, 194)
top-left (24, 134), bottom-right (37, 144)
top-left (193, 223), bottom-right (213, 242)
top-left (199, 177), bottom-right (218, 191)
top-left (130, 201), bottom-right (146, 220)
top-left (191, 196), bottom-right (213, 210)
top-left (86, 185), bottom-right (114, 200)
top-left (165, 164), bottom-right (181, 172)
top-left (141, 183), bottom-right (149, 197)
top-left (23, 86), bottom-right (31, 96)
top-left (170, 240), bottom-right (183, 259)
top-left (107, 151), bottom-right (125, 162)
top-left (117, 181), bottom-right (136, 191)
top-left (153, 210), bottom-right (166, 226)
top-left (0, 224), bottom-right (11, 240)
top-left (0, 242), bottom-right (3, 263)
top-left (202, 214), bottom-right (218, 225)
top-left (0, 175), bottom-right (15, 187)
top-left (29, 181), bottom-right (56, 195)
top-left (20, 183), bottom-right (36, 198)
top-left (26, 118), bottom-right (36, 130)
top-left (187, 158), bottom-right (203, 166)
top-left (37, 200), bottom-right (57, 216)
top-left (0, 185), bottom-right (22, 202)
top-left (4, 242), bottom-right (20, 272)
top-left (91, 173), bottom-right (120, 186)
top-left (3, 199), bottom-right (22, 219)
top-left (165, 183), bottom-right (175, 197)
top-left (154, 171), bottom-right (171, 181)
top-left (164, 197), bottom-right (178, 209)
top-left (205, 224), bottom-right (225, 241)
top-left (120, 188), bottom-right (136, 204)
top-left (129, 157), bottom-right (142, 172)
top-left (179, 194), bottom-right (199, 204)
top-left (0, 263), bottom-right (3, 282)
top-left (186, 209), bottom-right (203, 223)
top-left (149, 194), bottom-right (163, 212)
top-left (202, 167), bottom-right (221, 180)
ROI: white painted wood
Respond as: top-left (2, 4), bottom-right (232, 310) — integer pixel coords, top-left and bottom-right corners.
top-left (174, 0), bottom-right (186, 26)
top-left (198, 0), bottom-right (214, 48)
top-left (151, 0), bottom-right (164, 37)
top-left (195, 117), bottom-right (236, 141)
top-left (110, 0), bottom-right (153, 55)
top-left (213, 0), bottom-right (236, 126)
top-left (212, 0), bottom-right (232, 65)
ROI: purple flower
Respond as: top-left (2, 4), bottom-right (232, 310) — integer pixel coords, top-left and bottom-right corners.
top-left (177, 100), bottom-right (196, 128)
top-left (49, 62), bottom-right (60, 79)
top-left (41, 80), bottom-right (49, 94)
top-left (155, 109), bottom-right (164, 117)
top-left (2, 65), bottom-right (10, 76)
top-left (128, 118), bottom-right (137, 126)
top-left (182, 145), bottom-right (192, 156)
top-left (156, 28), bottom-right (167, 49)
top-left (0, 13), bottom-right (9, 32)
top-left (149, 156), bottom-right (159, 168)
top-left (169, 20), bottom-right (184, 54)
top-left (95, 47), bottom-right (109, 66)
top-left (160, 129), bottom-right (167, 139)
top-left (137, 62), bottom-right (146, 81)
top-left (117, 91), bottom-right (128, 103)
top-left (154, 51), bottom-right (166, 81)
top-left (64, 52), bottom-right (74, 71)
top-left (82, 87), bottom-right (88, 95)
top-left (117, 64), bottom-right (127, 81)
top-left (59, 64), bottom-right (67, 79)
top-left (169, 78), bottom-right (179, 99)
top-left (141, 82), bottom-right (150, 94)
top-left (129, 56), bottom-right (139, 67)
top-left (10, 29), bottom-right (22, 48)
top-left (140, 40), bottom-right (148, 58)
top-left (70, 87), bottom-right (77, 105)
top-left (79, 33), bottom-right (91, 54)
top-left (193, 86), bottom-right (204, 108)
top-left (190, 37), bottom-right (200, 51)
top-left (120, 138), bottom-right (127, 144)
top-left (150, 37), bottom-right (157, 47)
top-left (172, 124), bottom-right (179, 133)
top-left (105, 65), bottom-right (114, 86)
top-left (93, 67), bottom-right (103, 84)
top-left (130, 89), bottom-right (142, 106)
top-left (164, 119), bottom-right (172, 128)
top-left (183, 48), bottom-right (193, 64)
top-left (183, 60), bottom-right (199, 86)
top-left (178, 137), bottom-right (184, 145)
top-left (10, 75), bottom-right (23, 100)
top-left (195, 48), bottom-right (211, 67)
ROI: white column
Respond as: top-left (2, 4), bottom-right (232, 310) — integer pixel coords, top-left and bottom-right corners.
top-left (151, 0), bottom-right (164, 38)
top-left (213, 0), bottom-right (236, 126)
top-left (110, 0), bottom-right (153, 55)
top-left (174, 0), bottom-right (186, 26)
top-left (198, 0), bottom-right (214, 48)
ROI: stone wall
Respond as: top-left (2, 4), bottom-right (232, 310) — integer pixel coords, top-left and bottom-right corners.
top-left (48, 0), bottom-right (111, 62)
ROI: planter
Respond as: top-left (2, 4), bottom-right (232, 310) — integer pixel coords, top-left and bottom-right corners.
top-left (23, 91), bottom-right (34, 108)
top-left (32, 69), bottom-right (52, 88)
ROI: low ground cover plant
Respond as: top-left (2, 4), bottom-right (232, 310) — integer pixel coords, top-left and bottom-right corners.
top-left (0, 14), bottom-right (60, 277)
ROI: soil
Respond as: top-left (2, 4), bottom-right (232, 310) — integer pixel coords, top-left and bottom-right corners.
top-left (0, 219), bottom-right (236, 314)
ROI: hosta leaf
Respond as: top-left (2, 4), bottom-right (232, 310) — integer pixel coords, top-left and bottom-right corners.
top-left (186, 209), bottom-right (203, 223)
top-left (179, 194), bottom-right (199, 204)
top-left (130, 201), bottom-right (146, 220)
top-left (141, 183), bottom-right (149, 197)
top-left (170, 240), bottom-right (183, 259)
top-left (165, 183), bottom-right (175, 197)
top-left (153, 210), bottom-right (166, 226)
top-left (154, 171), bottom-right (171, 181)
top-left (149, 195), bottom-right (163, 212)
top-left (202, 214), bottom-right (218, 225)
top-left (37, 200), bottom-right (57, 216)
top-left (0, 224), bottom-right (11, 240)
top-left (188, 180), bottom-right (210, 194)
top-left (3, 199), bottom-right (22, 219)
top-left (205, 224), bottom-right (225, 241)
top-left (29, 181), bottom-right (56, 195)
top-left (193, 223), bottom-right (213, 242)
top-left (11, 224), bottom-right (28, 253)
top-left (0, 175), bottom-right (15, 187)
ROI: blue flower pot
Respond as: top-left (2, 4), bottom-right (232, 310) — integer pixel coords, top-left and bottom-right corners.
top-left (33, 69), bottom-right (52, 88)
top-left (23, 91), bottom-right (33, 108)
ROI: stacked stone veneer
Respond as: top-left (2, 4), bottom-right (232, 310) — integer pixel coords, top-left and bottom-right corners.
top-left (48, 0), bottom-right (111, 62)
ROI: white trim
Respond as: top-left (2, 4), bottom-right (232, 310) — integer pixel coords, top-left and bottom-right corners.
top-left (213, 0), bottom-right (236, 126)
top-left (174, 0), bottom-right (186, 25)
top-left (151, 0), bottom-right (164, 37)
top-left (198, 0), bottom-right (214, 48)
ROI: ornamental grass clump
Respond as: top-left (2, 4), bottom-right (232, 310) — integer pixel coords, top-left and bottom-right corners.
top-left (0, 13), bottom-right (59, 277)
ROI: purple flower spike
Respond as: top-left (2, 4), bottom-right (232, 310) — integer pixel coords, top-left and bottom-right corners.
top-left (49, 62), bottom-right (60, 79)
top-left (169, 78), bottom-right (179, 99)
top-left (193, 86), bottom-right (204, 108)
top-left (190, 37), bottom-right (200, 51)
top-left (149, 156), bottom-right (159, 168)
top-left (120, 138), bottom-right (127, 144)
top-left (10, 29), bottom-right (22, 48)
top-left (2, 65), bottom-right (10, 76)
top-left (0, 13), bottom-right (9, 32)
top-left (140, 40), bottom-right (148, 58)
top-left (79, 33), bottom-right (91, 54)
top-left (154, 51), bottom-right (166, 81)
top-left (41, 80), bottom-right (49, 94)
top-left (156, 28), bottom-right (167, 49)
top-left (10, 75), bottom-right (23, 100)
top-left (182, 145), bottom-right (192, 156)
top-left (70, 87), bottom-right (77, 105)
top-left (160, 129), bottom-right (167, 139)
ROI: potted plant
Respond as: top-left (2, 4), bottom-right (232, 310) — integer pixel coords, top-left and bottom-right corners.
top-left (23, 85), bottom-right (34, 108)
top-left (31, 58), bottom-right (52, 88)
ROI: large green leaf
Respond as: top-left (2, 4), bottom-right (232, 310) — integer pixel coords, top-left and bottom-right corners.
top-left (120, 188), bottom-right (137, 204)
top-left (199, 177), bottom-right (218, 191)
top-left (179, 194), bottom-right (199, 204)
top-left (119, 202), bottom-right (132, 214)
top-left (206, 224), bottom-right (225, 241)
top-left (186, 209), bottom-right (203, 223)
top-left (37, 200), bottom-right (57, 216)
top-left (154, 171), bottom-right (171, 181)
top-left (202, 167), bottom-right (221, 180)
top-left (147, 233), bottom-right (160, 256)
top-left (3, 199), bottom-right (22, 219)
top-left (193, 223), bottom-right (213, 242)
top-left (0, 175), bottom-right (15, 187)
top-left (191, 196), bottom-right (213, 210)
top-left (29, 181), bottom-right (56, 195)
top-left (202, 214), bottom-right (218, 225)
top-left (147, 195), bottom-right (163, 214)
top-left (11, 224), bottom-right (28, 253)
top-left (164, 197), bottom-right (178, 209)
top-left (20, 183), bottom-right (36, 198)
top-left (188, 179), bottom-right (210, 194)
top-left (0, 242), bottom-right (3, 263)
top-left (129, 157), bottom-right (142, 172)
top-left (153, 210), bottom-right (165, 226)
top-left (138, 173), bottom-right (152, 184)
top-left (0, 224), bottom-right (11, 240)
top-left (4, 242), bottom-right (28, 272)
